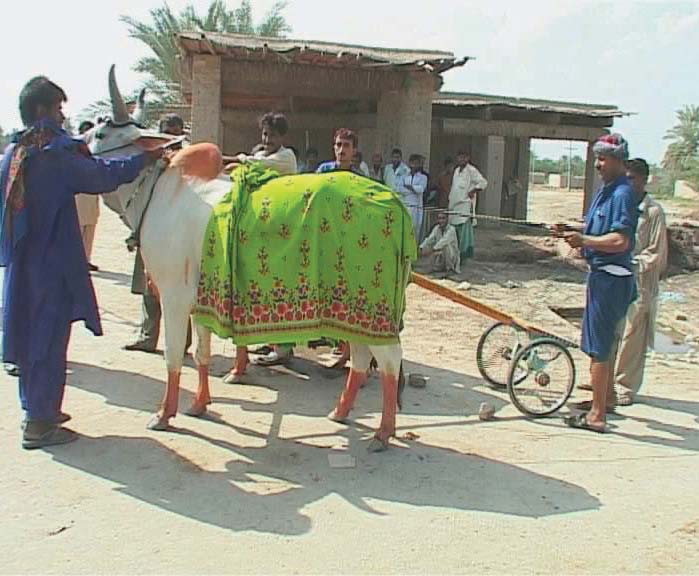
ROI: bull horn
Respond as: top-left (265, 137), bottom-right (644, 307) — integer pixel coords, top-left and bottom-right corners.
top-left (132, 88), bottom-right (147, 125)
top-left (108, 64), bottom-right (129, 123)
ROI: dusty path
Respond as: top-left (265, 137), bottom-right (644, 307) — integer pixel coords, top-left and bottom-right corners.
top-left (1, 206), bottom-right (698, 575)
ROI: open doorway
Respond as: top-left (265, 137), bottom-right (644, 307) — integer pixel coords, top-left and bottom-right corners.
top-left (527, 139), bottom-right (589, 224)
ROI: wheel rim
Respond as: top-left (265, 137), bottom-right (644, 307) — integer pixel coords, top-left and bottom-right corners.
top-left (477, 323), bottom-right (529, 388)
top-left (508, 340), bottom-right (575, 416)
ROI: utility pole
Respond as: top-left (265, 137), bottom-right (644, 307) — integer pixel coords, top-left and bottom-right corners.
top-left (567, 141), bottom-right (573, 193)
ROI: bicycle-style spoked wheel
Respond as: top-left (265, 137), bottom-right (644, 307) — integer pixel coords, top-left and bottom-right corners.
top-left (507, 338), bottom-right (576, 417)
top-left (476, 322), bottom-right (529, 389)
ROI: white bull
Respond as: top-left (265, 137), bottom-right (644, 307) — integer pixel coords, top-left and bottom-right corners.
top-left (89, 66), bottom-right (404, 450)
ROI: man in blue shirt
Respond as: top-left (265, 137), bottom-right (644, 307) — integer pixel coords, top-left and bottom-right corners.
top-left (316, 128), bottom-right (362, 174)
top-left (555, 133), bottom-right (638, 433)
top-left (0, 76), bottom-right (160, 449)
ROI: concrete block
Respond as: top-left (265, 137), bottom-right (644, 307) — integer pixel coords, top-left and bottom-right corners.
top-left (530, 172), bottom-right (546, 185)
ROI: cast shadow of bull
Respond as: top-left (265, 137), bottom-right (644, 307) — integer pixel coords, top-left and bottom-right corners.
top-left (53, 357), bottom-right (601, 535)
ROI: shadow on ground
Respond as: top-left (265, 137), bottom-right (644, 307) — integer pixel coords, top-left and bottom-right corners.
top-left (56, 355), bottom-right (603, 535)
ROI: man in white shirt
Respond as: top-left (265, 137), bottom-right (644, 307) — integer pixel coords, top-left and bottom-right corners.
top-left (613, 158), bottom-right (668, 406)
top-left (398, 154), bottom-right (428, 241)
top-left (383, 148), bottom-right (410, 193)
top-left (448, 150), bottom-right (487, 259)
top-left (232, 112), bottom-right (297, 176)
top-left (420, 211), bottom-right (460, 275)
top-left (75, 120), bottom-right (100, 271)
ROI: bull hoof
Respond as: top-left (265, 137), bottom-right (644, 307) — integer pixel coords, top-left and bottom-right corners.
top-left (222, 371), bottom-right (246, 384)
top-left (328, 410), bottom-right (349, 424)
top-left (184, 404), bottom-right (208, 418)
top-left (368, 436), bottom-right (390, 453)
top-left (368, 437), bottom-right (390, 452)
top-left (147, 414), bottom-right (171, 431)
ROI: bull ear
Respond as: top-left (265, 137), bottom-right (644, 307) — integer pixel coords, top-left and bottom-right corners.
top-left (132, 88), bottom-right (147, 126)
top-left (108, 65), bottom-right (129, 123)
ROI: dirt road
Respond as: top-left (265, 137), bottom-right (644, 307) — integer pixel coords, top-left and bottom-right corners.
top-left (1, 205), bottom-right (698, 575)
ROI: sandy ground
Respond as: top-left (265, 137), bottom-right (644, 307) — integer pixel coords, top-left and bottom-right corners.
top-left (1, 198), bottom-right (699, 575)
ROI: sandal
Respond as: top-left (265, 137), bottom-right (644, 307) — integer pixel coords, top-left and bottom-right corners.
top-left (255, 350), bottom-right (293, 367)
top-left (22, 425), bottom-right (78, 450)
top-left (571, 400), bottom-right (616, 413)
top-left (564, 412), bottom-right (606, 434)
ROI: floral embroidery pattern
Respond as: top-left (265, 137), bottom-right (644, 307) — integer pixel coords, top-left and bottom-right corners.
top-left (372, 261), bottom-right (383, 288)
top-left (258, 247), bottom-right (270, 276)
top-left (259, 197), bottom-right (272, 222)
top-left (382, 211), bottom-right (395, 237)
top-left (342, 197), bottom-right (354, 223)
top-left (300, 240), bottom-right (311, 269)
top-left (193, 164), bottom-right (416, 345)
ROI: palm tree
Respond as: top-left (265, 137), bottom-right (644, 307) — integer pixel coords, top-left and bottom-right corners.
top-left (121, 0), bottom-right (291, 103)
top-left (662, 104), bottom-right (699, 173)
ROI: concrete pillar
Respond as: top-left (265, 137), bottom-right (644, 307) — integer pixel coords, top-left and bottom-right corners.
top-left (482, 135), bottom-right (505, 217)
top-left (376, 73), bottom-right (435, 165)
top-left (583, 141), bottom-right (600, 216)
top-left (190, 55), bottom-right (222, 145)
top-left (515, 137), bottom-right (531, 220)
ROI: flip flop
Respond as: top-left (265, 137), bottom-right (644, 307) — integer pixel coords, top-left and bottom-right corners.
top-left (249, 345), bottom-right (273, 356)
top-left (571, 400), bottom-right (616, 413)
top-left (255, 351), bottom-right (293, 367)
top-left (564, 412), bottom-right (606, 434)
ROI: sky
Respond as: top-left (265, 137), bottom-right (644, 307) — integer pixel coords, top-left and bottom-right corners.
top-left (1, 0), bottom-right (697, 162)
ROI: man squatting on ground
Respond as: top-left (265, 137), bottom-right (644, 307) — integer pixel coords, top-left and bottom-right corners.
top-left (613, 158), bottom-right (668, 406)
top-left (556, 134), bottom-right (638, 434)
top-left (0, 76), bottom-right (162, 449)
top-left (420, 210), bottom-right (461, 276)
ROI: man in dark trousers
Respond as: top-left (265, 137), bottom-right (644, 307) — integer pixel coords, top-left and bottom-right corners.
top-left (0, 76), bottom-right (161, 448)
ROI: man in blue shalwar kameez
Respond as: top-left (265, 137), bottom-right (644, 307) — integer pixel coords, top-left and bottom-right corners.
top-left (556, 134), bottom-right (638, 434)
top-left (0, 76), bottom-right (160, 449)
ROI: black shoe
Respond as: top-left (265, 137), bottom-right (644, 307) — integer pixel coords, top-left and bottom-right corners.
top-left (123, 341), bottom-right (158, 353)
top-left (88, 263), bottom-right (99, 272)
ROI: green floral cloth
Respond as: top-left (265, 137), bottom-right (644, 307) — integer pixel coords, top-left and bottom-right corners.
top-left (192, 164), bottom-right (416, 346)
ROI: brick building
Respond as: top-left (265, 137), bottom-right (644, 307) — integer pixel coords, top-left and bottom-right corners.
top-left (176, 32), bottom-right (623, 220)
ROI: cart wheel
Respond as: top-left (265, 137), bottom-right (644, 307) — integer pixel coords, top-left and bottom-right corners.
top-left (507, 338), bottom-right (576, 417)
top-left (476, 322), bottom-right (529, 389)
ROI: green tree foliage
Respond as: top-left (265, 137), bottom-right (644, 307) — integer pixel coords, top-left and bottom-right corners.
top-left (661, 105), bottom-right (699, 193)
top-left (120, 0), bottom-right (291, 103)
top-left (662, 105), bottom-right (699, 173)
top-left (531, 153), bottom-right (585, 177)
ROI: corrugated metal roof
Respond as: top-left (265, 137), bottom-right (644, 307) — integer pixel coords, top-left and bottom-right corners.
top-left (177, 32), bottom-right (469, 74)
top-left (434, 92), bottom-right (625, 118)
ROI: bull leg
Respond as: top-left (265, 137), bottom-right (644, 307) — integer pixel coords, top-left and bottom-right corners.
top-left (329, 370), bottom-right (366, 423)
top-left (368, 373), bottom-right (399, 452)
top-left (329, 343), bottom-right (372, 423)
top-left (223, 346), bottom-right (249, 384)
top-left (186, 323), bottom-right (212, 417)
top-left (367, 343), bottom-right (403, 452)
top-left (147, 292), bottom-right (190, 431)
